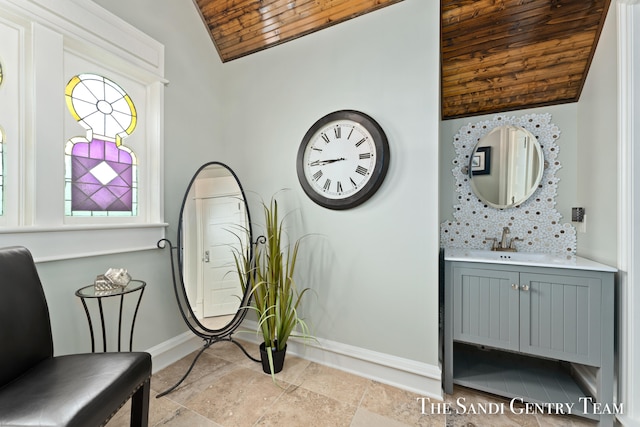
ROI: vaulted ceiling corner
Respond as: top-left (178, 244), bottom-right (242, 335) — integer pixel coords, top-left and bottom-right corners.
top-left (195, 0), bottom-right (405, 63)
top-left (193, 0), bottom-right (612, 119)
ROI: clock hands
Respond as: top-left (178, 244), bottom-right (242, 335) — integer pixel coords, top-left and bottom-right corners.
top-left (309, 157), bottom-right (346, 167)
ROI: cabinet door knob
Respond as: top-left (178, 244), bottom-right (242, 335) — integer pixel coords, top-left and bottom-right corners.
top-left (520, 284), bottom-right (530, 291)
top-left (511, 283), bottom-right (518, 290)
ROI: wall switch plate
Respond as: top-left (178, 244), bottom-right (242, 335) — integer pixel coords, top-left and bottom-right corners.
top-left (572, 207), bottom-right (585, 222)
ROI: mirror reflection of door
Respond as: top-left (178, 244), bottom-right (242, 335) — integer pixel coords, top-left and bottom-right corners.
top-left (200, 195), bottom-right (245, 317)
top-left (470, 125), bottom-right (543, 209)
top-left (182, 167), bottom-right (246, 330)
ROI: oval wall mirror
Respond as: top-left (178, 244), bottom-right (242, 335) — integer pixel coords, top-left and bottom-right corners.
top-left (469, 125), bottom-right (544, 209)
top-left (157, 161), bottom-right (258, 397)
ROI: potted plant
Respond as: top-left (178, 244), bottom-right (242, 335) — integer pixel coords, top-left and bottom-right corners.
top-left (234, 195), bottom-right (313, 376)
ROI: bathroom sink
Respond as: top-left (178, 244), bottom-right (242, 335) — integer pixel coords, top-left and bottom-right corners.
top-left (445, 248), bottom-right (578, 268)
top-left (444, 248), bottom-right (616, 272)
top-left (460, 249), bottom-right (564, 263)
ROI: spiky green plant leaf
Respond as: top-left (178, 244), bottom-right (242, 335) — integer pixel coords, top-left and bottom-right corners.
top-left (233, 194), bottom-right (315, 377)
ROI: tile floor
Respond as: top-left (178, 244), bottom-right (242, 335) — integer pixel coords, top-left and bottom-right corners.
top-left (106, 340), bottom-right (597, 427)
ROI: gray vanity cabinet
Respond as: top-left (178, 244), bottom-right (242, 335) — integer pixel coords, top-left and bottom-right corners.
top-left (519, 272), bottom-right (602, 365)
top-left (452, 266), bottom-right (520, 351)
top-left (444, 259), bottom-right (615, 426)
top-left (452, 266), bottom-right (603, 366)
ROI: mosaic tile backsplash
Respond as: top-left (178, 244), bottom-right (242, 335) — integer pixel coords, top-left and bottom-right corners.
top-left (440, 113), bottom-right (577, 255)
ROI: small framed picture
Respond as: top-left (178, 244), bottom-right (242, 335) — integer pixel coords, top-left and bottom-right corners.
top-left (471, 146), bottom-right (491, 175)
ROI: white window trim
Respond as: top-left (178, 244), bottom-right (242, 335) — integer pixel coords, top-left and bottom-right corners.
top-left (0, 0), bottom-right (167, 262)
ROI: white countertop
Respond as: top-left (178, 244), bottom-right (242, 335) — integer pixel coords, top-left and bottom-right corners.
top-left (444, 248), bottom-right (617, 272)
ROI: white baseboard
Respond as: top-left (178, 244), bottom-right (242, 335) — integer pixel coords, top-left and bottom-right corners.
top-left (147, 320), bottom-right (442, 399)
top-left (145, 330), bottom-right (202, 373)
top-left (145, 324), bottom-right (442, 399)
top-left (255, 337), bottom-right (442, 399)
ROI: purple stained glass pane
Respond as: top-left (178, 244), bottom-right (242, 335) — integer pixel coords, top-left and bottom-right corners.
top-left (118, 149), bottom-right (132, 164)
top-left (105, 142), bottom-right (119, 162)
top-left (71, 138), bottom-right (134, 212)
top-left (72, 183), bottom-right (101, 211)
top-left (107, 162), bottom-right (132, 186)
top-left (89, 139), bottom-right (105, 159)
top-left (72, 157), bottom-right (101, 183)
top-left (77, 172), bottom-right (101, 185)
top-left (109, 185), bottom-right (131, 199)
top-left (109, 191), bottom-right (132, 211)
top-left (108, 176), bottom-right (129, 188)
top-left (72, 142), bottom-right (89, 157)
top-left (109, 162), bottom-right (130, 174)
top-left (92, 187), bottom-right (117, 208)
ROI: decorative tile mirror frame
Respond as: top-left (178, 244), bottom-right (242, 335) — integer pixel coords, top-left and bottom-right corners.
top-left (440, 113), bottom-right (577, 255)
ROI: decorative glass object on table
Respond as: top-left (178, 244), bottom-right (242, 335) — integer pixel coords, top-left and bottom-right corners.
top-left (93, 267), bottom-right (132, 292)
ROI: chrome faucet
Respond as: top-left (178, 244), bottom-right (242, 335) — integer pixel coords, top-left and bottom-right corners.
top-left (486, 227), bottom-right (523, 251)
top-left (500, 227), bottom-right (510, 249)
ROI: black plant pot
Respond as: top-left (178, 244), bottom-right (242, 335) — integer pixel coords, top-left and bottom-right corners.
top-left (259, 342), bottom-right (287, 374)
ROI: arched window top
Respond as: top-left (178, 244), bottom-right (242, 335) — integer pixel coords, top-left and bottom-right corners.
top-left (65, 73), bottom-right (137, 145)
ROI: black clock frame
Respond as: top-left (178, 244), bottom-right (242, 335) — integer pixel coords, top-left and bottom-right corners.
top-left (296, 110), bottom-right (390, 210)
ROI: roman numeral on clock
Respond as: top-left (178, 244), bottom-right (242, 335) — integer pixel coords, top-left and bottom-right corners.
top-left (355, 165), bottom-right (368, 175)
top-left (334, 126), bottom-right (341, 139)
top-left (359, 153), bottom-right (372, 159)
top-left (323, 179), bottom-right (331, 191)
top-left (321, 133), bottom-right (330, 143)
top-left (337, 181), bottom-right (343, 193)
top-left (355, 138), bottom-right (366, 147)
top-left (313, 170), bottom-right (323, 181)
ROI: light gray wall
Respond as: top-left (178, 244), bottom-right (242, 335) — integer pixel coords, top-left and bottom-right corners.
top-left (88, 0), bottom-right (441, 367)
top-left (576, 5), bottom-right (618, 266)
top-left (218, 0), bottom-right (441, 364)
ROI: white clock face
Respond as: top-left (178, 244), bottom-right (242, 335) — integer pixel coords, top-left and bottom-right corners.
top-left (301, 120), bottom-right (377, 200)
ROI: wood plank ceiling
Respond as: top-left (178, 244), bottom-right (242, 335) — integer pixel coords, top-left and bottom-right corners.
top-left (193, 0), bottom-right (611, 120)
top-left (194, 0), bottom-right (404, 63)
top-left (441, 0), bottom-right (611, 119)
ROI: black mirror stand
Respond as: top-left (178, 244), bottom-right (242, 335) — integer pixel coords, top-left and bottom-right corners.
top-left (155, 239), bottom-right (259, 398)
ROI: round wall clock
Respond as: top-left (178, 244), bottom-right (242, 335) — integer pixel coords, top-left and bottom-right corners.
top-left (296, 110), bottom-right (390, 210)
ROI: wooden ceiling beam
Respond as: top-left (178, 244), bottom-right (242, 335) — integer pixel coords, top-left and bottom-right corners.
top-left (441, 0), bottom-right (611, 119)
top-left (195, 0), bottom-right (404, 62)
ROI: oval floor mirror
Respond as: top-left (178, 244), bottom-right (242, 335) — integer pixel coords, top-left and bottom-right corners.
top-left (157, 161), bottom-right (258, 397)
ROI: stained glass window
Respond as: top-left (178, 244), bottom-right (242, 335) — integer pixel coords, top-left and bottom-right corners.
top-left (64, 74), bottom-right (137, 216)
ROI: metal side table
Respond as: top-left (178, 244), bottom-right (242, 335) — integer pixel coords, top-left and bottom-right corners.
top-left (75, 280), bottom-right (146, 352)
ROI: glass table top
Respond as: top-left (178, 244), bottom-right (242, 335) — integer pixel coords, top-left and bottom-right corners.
top-left (75, 279), bottom-right (146, 298)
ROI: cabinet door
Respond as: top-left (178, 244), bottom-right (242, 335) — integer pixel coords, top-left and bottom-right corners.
top-left (452, 266), bottom-right (520, 351)
top-left (519, 272), bottom-right (601, 365)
